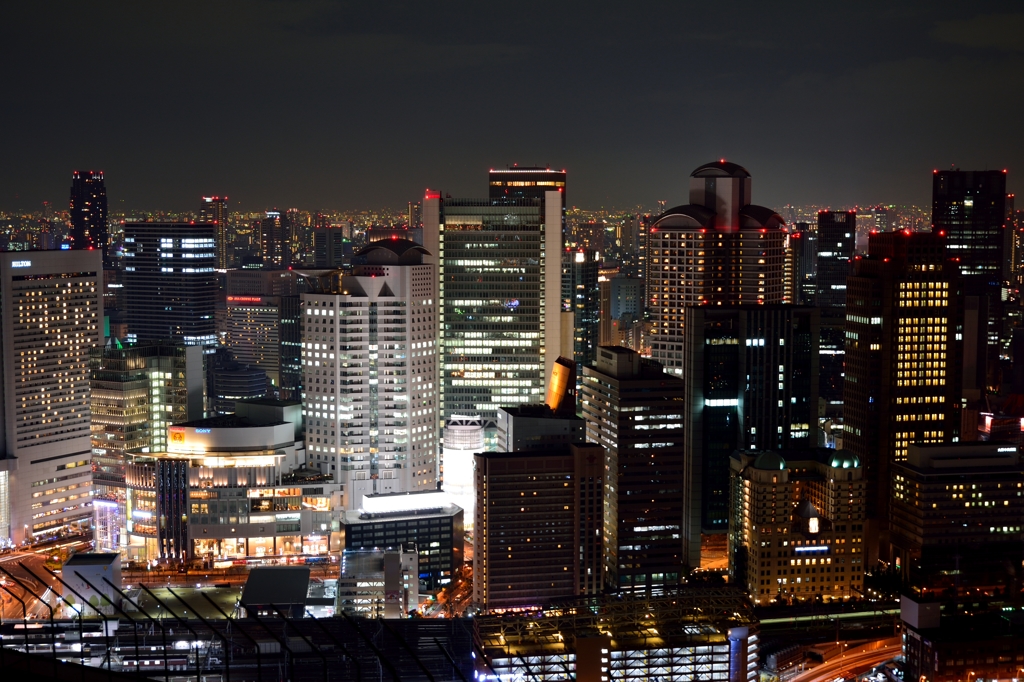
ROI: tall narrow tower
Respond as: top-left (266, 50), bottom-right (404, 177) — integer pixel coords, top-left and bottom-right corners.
top-left (200, 196), bottom-right (230, 269)
top-left (69, 170), bottom-right (108, 255)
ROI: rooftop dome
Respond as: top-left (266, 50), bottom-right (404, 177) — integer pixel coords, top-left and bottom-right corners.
top-left (355, 238), bottom-right (431, 265)
top-left (691, 160), bottom-right (751, 179)
top-left (828, 451), bottom-right (861, 469)
top-left (752, 451), bottom-right (786, 471)
top-left (651, 204), bottom-right (716, 229)
top-left (795, 499), bottom-right (820, 519)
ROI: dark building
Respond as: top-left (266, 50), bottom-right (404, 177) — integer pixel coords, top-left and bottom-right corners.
top-left (682, 305), bottom-right (820, 567)
top-left (69, 170), bottom-right (108, 254)
top-left (473, 442), bottom-right (611, 611)
top-left (933, 170), bottom-right (1010, 391)
top-left (123, 222), bottom-right (218, 350)
top-left (903, 608), bottom-right (1024, 682)
top-left (581, 346), bottom-right (685, 591)
top-left (312, 225), bottom-right (351, 268)
top-left (814, 211), bottom-right (855, 308)
top-left (890, 442), bottom-right (1024, 598)
top-left (200, 196), bottom-right (230, 269)
top-left (563, 248), bottom-right (601, 380)
top-left (155, 458), bottom-right (189, 561)
top-left (784, 223), bottom-right (817, 305)
top-left (933, 169), bottom-right (1009, 281)
top-left (260, 209), bottom-right (293, 268)
top-left (843, 231), bottom-right (963, 564)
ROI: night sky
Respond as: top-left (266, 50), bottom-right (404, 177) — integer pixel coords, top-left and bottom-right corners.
top-left (4, 1), bottom-right (1023, 213)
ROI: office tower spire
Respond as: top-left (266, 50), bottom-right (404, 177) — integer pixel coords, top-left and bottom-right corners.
top-left (647, 161), bottom-right (786, 372)
top-left (69, 170), bottom-right (108, 255)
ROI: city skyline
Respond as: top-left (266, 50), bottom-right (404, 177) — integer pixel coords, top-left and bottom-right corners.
top-left (3, 3), bottom-right (1023, 211)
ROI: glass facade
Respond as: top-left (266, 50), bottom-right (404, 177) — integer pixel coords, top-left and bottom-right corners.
top-left (439, 200), bottom-right (547, 423)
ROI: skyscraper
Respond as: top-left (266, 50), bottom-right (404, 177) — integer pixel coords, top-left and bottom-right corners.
top-left (122, 222), bottom-right (218, 350)
top-left (200, 196), bottom-right (230, 269)
top-left (581, 346), bottom-right (685, 591)
top-left (69, 170), bottom-right (108, 254)
top-left (843, 231), bottom-right (963, 563)
top-left (682, 305), bottom-right (820, 567)
top-left (814, 211), bottom-right (855, 420)
top-left (312, 225), bottom-right (350, 268)
top-left (933, 170), bottom-right (1009, 280)
top-left (0, 250), bottom-right (103, 544)
top-left (814, 210), bottom-right (855, 308)
top-left (260, 209), bottom-right (292, 268)
top-left (299, 239), bottom-right (438, 506)
top-left (933, 169), bottom-right (1010, 391)
top-left (564, 248), bottom-right (601, 380)
top-left (423, 184), bottom-right (562, 424)
top-left (647, 161), bottom-right (787, 373)
top-left (89, 341), bottom-right (204, 553)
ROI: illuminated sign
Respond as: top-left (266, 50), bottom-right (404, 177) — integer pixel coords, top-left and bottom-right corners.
top-left (195, 428), bottom-right (212, 434)
top-left (10, 260), bottom-right (31, 268)
top-left (170, 430), bottom-right (185, 445)
top-left (227, 296), bottom-right (265, 303)
top-left (808, 517), bottom-right (819, 534)
top-left (794, 545), bottom-right (828, 553)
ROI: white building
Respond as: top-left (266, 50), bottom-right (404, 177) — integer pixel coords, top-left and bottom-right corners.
top-left (0, 250), bottom-right (103, 544)
top-left (442, 415), bottom-right (484, 531)
top-left (299, 240), bottom-right (438, 508)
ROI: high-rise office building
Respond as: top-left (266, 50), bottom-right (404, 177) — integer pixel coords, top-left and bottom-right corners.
top-left (200, 196), bottom-right (230, 269)
top-left (813, 211), bottom-right (855, 423)
top-left (123, 222), bottom-right (218, 350)
top-left (933, 169), bottom-right (1010, 392)
top-left (581, 346), bottom-right (685, 591)
top-left (424, 185), bottom-right (562, 424)
top-left (69, 170), bottom-right (108, 255)
top-left (225, 294), bottom-right (301, 396)
top-left (933, 169), bottom-right (1009, 280)
top-left (843, 231), bottom-right (963, 563)
top-left (473, 442), bottom-right (611, 611)
top-left (0, 250), bottom-right (103, 544)
top-left (89, 341), bottom-right (204, 553)
top-left (260, 209), bottom-right (293, 268)
top-left (682, 305), bottom-right (820, 567)
top-left (299, 239), bottom-right (438, 505)
top-left (647, 161), bottom-right (787, 373)
top-left (815, 211), bottom-right (855, 308)
top-left (312, 225), bottom-right (350, 268)
top-left (563, 248), bottom-right (601, 380)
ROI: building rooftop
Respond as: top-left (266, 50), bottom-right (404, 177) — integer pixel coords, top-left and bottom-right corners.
top-left (236, 398), bottom-right (301, 408)
top-left (64, 553), bottom-right (119, 567)
top-left (241, 566), bottom-right (310, 606)
top-left (174, 415), bottom-right (288, 429)
top-left (691, 160), bottom-right (751, 178)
